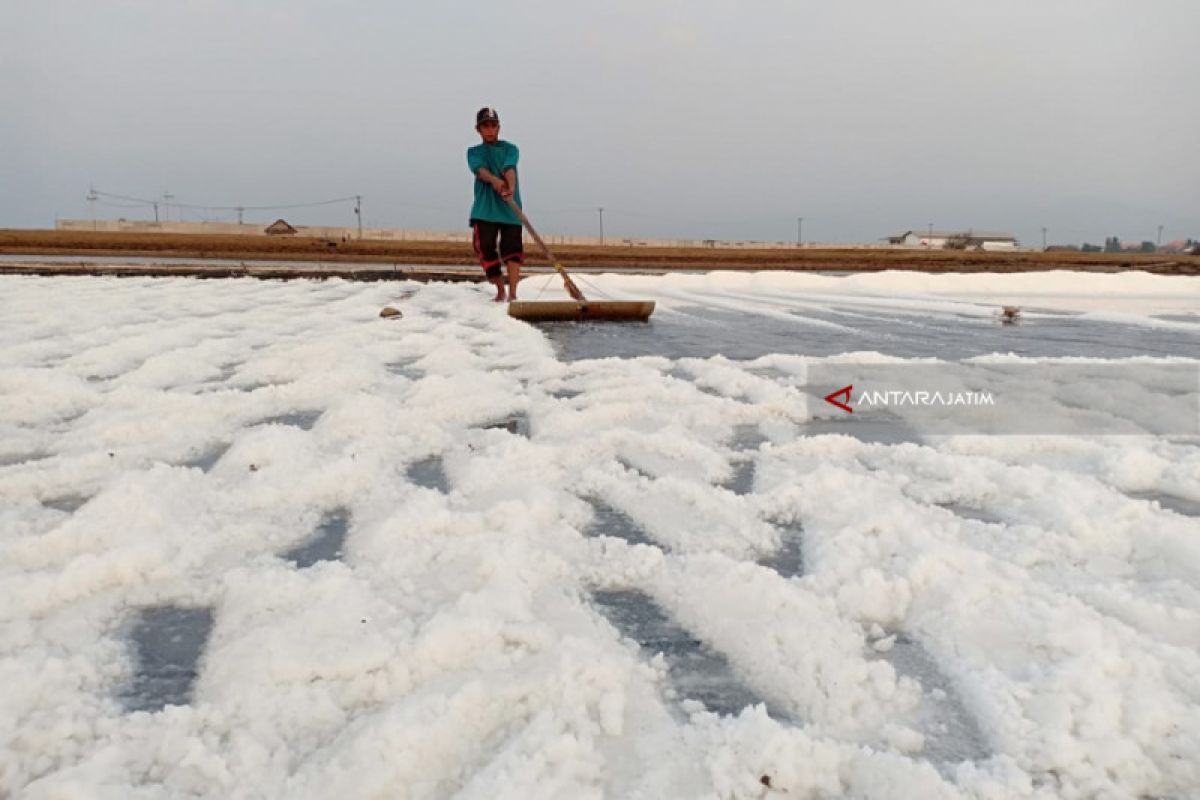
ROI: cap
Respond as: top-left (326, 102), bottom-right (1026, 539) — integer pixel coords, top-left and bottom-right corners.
top-left (476, 107), bottom-right (500, 125)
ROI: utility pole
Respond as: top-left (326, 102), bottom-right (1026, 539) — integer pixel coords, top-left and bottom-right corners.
top-left (354, 195), bottom-right (362, 239)
top-left (163, 191), bottom-right (174, 223)
top-left (1157, 224), bottom-right (1164, 248)
top-left (86, 186), bottom-right (97, 230)
top-left (598, 207), bottom-right (604, 244)
top-left (153, 201), bottom-right (159, 222)
top-left (1041, 227), bottom-right (1047, 251)
top-left (797, 217), bottom-right (803, 247)
top-left (236, 207), bottom-right (244, 225)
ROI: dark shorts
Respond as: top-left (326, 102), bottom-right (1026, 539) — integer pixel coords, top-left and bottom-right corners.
top-left (471, 220), bottom-right (523, 279)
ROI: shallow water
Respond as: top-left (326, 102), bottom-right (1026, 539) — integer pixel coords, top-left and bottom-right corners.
top-left (283, 509), bottom-right (351, 568)
top-left (257, 411), bottom-right (323, 431)
top-left (872, 633), bottom-right (991, 767)
top-left (407, 456), bottom-right (450, 492)
top-left (540, 306), bottom-right (1199, 361)
top-left (121, 606), bottom-right (214, 713)
top-left (591, 589), bottom-right (784, 720)
top-left (584, 499), bottom-right (657, 548)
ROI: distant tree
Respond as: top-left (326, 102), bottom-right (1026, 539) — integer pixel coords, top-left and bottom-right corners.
top-left (1140, 241), bottom-right (1156, 253)
top-left (1104, 236), bottom-right (1122, 253)
top-left (1081, 243), bottom-right (1102, 253)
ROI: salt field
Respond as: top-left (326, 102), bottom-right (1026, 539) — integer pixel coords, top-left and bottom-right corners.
top-left (2, 270), bottom-right (1199, 798)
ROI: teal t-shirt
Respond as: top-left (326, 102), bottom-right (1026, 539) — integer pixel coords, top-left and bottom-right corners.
top-left (467, 140), bottom-right (522, 225)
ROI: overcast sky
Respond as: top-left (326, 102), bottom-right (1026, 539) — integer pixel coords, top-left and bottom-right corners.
top-left (5, 0), bottom-right (1198, 245)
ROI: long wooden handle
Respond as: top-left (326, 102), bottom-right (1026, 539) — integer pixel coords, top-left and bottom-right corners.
top-left (503, 196), bottom-right (555, 263)
top-left (502, 196), bottom-right (586, 301)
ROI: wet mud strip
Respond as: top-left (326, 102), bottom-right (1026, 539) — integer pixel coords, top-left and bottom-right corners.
top-left (745, 365), bottom-right (800, 382)
top-left (203, 363), bottom-right (242, 386)
top-left (51, 410), bottom-right (90, 427)
top-left (0, 261), bottom-right (484, 283)
top-left (583, 498), bottom-right (658, 548)
top-left (729, 423), bottom-right (768, 452)
top-left (725, 420), bottom-right (805, 577)
top-left (256, 410), bottom-right (323, 431)
top-left (231, 382), bottom-right (286, 394)
top-left (721, 457), bottom-right (757, 496)
top-left (41, 494), bottom-right (90, 513)
top-left (798, 416), bottom-right (924, 446)
top-left (120, 606), bottom-right (215, 713)
top-left (182, 443), bottom-right (230, 473)
top-left (581, 498), bottom-right (786, 719)
top-left (195, 369), bottom-right (252, 392)
top-left (482, 414), bottom-right (529, 437)
top-left (484, 361), bottom-right (525, 373)
top-left (551, 388), bottom-right (581, 400)
top-left (0, 451), bottom-right (52, 468)
top-left (591, 588), bottom-right (783, 720)
top-left (387, 358), bottom-right (423, 380)
top-left (755, 524), bottom-right (805, 577)
top-left (4, 231), bottom-right (1194, 274)
top-left (282, 508), bottom-right (351, 568)
top-left (407, 456), bottom-right (450, 493)
top-left (722, 423), bottom-right (768, 495)
top-left (1125, 491), bottom-right (1200, 518)
top-left (871, 632), bottom-right (990, 767)
top-left (614, 457), bottom-right (655, 480)
top-left (936, 503), bottom-right (1007, 526)
top-left (665, 367), bottom-right (730, 400)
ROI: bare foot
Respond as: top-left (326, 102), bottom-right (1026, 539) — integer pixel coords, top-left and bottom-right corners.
top-left (493, 293), bottom-right (507, 303)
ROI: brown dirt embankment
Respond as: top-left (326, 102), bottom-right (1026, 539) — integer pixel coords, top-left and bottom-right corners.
top-left (1, 229), bottom-right (1197, 274)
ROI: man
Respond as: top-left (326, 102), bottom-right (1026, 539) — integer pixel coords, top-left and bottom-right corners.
top-left (467, 107), bottom-right (523, 302)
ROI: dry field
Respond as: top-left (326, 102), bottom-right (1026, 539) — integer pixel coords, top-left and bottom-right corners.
top-left (2, 229), bottom-right (1197, 275)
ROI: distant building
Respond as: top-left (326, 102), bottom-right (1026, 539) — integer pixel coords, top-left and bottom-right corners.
top-left (264, 219), bottom-right (297, 235)
top-left (887, 230), bottom-right (1018, 251)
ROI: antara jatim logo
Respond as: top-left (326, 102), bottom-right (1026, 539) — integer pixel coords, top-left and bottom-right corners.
top-left (823, 383), bottom-right (995, 414)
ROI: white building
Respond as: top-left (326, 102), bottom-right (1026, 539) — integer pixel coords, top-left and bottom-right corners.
top-left (887, 230), bottom-right (1018, 251)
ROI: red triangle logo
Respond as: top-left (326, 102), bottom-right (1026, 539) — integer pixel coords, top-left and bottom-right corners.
top-left (824, 384), bottom-right (853, 414)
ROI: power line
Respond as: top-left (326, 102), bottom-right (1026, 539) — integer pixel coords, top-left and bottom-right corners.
top-left (96, 199), bottom-right (152, 209)
top-left (90, 189), bottom-right (361, 213)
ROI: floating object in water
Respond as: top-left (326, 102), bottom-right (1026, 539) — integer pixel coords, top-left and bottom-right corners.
top-left (508, 300), bottom-right (655, 322)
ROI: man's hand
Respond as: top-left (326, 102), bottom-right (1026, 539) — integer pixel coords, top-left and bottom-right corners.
top-left (490, 178), bottom-right (513, 199)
